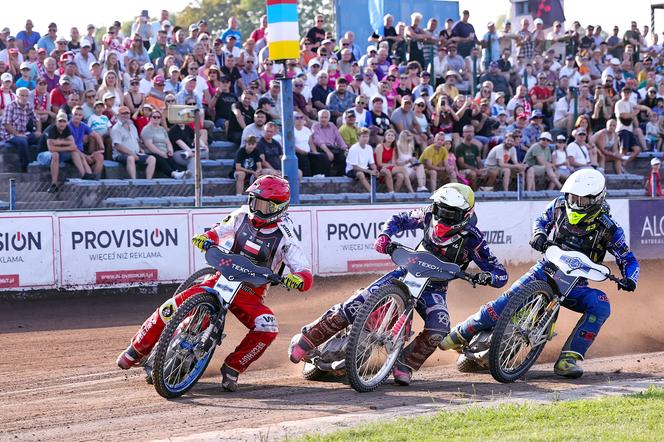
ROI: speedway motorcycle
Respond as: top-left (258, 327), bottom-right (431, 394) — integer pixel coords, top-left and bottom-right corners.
top-left (341, 242), bottom-right (479, 392)
top-left (487, 244), bottom-right (623, 383)
top-left (147, 245), bottom-right (284, 399)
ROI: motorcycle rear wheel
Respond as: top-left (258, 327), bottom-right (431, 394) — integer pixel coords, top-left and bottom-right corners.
top-left (153, 292), bottom-right (221, 398)
top-left (489, 281), bottom-right (555, 383)
top-left (345, 284), bottom-right (409, 393)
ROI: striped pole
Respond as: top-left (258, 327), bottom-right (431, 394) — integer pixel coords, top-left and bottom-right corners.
top-left (267, 0), bottom-right (301, 203)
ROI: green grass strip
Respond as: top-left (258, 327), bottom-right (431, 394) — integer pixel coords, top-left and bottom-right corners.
top-left (301, 386), bottom-right (664, 442)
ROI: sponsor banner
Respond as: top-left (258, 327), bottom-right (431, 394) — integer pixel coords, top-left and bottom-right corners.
top-left (315, 205), bottom-right (422, 275)
top-left (475, 201), bottom-right (535, 265)
top-left (189, 208), bottom-right (314, 274)
top-left (0, 214), bottom-right (56, 288)
top-left (58, 211), bottom-right (190, 287)
top-left (629, 199), bottom-right (664, 260)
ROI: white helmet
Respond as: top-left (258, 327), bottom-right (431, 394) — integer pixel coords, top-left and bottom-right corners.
top-left (560, 169), bottom-right (606, 225)
top-left (430, 183), bottom-right (475, 238)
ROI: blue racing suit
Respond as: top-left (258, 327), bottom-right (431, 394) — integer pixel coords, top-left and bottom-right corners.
top-left (456, 197), bottom-right (640, 359)
top-left (301, 206), bottom-right (508, 372)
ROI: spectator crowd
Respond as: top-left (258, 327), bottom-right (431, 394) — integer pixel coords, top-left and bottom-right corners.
top-left (0, 9), bottom-right (661, 195)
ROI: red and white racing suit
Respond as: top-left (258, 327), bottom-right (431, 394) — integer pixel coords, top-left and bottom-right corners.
top-left (129, 206), bottom-right (313, 373)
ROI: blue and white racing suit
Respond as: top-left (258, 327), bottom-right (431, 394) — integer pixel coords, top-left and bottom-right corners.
top-left (456, 197), bottom-right (640, 359)
top-left (302, 206), bottom-right (508, 372)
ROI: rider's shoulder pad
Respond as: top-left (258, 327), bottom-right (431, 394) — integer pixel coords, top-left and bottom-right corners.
top-left (277, 214), bottom-right (298, 240)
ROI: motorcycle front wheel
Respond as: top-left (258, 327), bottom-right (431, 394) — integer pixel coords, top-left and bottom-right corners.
top-left (345, 284), bottom-right (409, 393)
top-left (174, 267), bottom-right (217, 295)
top-left (152, 292), bottom-right (221, 398)
top-left (489, 281), bottom-right (556, 383)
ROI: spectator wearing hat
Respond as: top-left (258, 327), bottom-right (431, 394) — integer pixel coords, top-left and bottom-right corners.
top-left (68, 105), bottom-right (104, 178)
top-left (16, 19), bottom-right (40, 54)
top-left (37, 23), bottom-right (57, 55)
top-left (524, 131), bottom-right (563, 190)
top-left (566, 128), bottom-right (593, 170)
top-left (0, 35), bottom-right (24, 66)
top-left (60, 59), bottom-right (84, 94)
top-left (339, 109), bottom-right (360, 147)
top-left (325, 77), bottom-right (355, 122)
top-left (164, 65), bottom-right (181, 95)
top-left (123, 77), bottom-right (145, 115)
top-left (82, 24), bottom-right (97, 54)
top-left (368, 95), bottom-right (393, 145)
top-left (42, 110), bottom-right (97, 192)
top-left (0, 86), bottom-right (41, 171)
top-left (412, 71), bottom-right (434, 99)
top-left (0, 72), bottom-right (15, 117)
top-left (74, 40), bottom-right (96, 81)
top-left (110, 106), bottom-right (156, 179)
top-left (50, 75), bottom-right (74, 113)
top-left (645, 157), bottom-right (662, 197)
top-left (183, 24), bottom-right (200, 53)
top-left (175, 75), bottom-right (202, 108)
top-left (97, 71), bottom-right (123, 112)
top-left (240, 108), bottom-right (267, 147)
top-left (222, 35), bottom-right (241, 59)
top-left (521, 110), bottom-right (544, 149)
top-left (450, 10), bottom-right (478, 57)
top-left (138, 63), bottom-right (155, 94)
top-left (16, 62), bottom-right (36, 90)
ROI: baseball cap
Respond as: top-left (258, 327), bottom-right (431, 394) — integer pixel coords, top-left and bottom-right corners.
top-left (153, 75), bottom-right (165, 85)
top-left (143, 62), bottom-right (155, 71)
top-left (565, 54), bottom-right (575, 60)
top-left (59, 75), bottom-right (72, 84)
top-left (0, 72), bottom-right (12, 82)
top-left (420, 71), bottom-right (431, 77)
top-left (56, 111), bottom-right (68, 121)
top-left (308, 59), bottom-right (321, 68)
top-left (540, 132), bottom-right (553, 141)
top-left (102, 92), bottom-right (115, 100)
top-left (530, 110), bottom-right (544, 119)
top-left (651, 157), bottom-right (661, 166)
top-left (489, 61), bottom-right (498, 68)
top-left (414, 97), bottom-right (426, 105)
top-left (367, 45), bottom-right (377, 53)
top-left (556, 134), bottom-right (567, 141)
top-left (188, 24), bottom-right (199, 32)
top-left (573, 128), bottom-right (587, 136)
top-left (353, 73), bottom-right (363, 81)
top-left (610, 58), bottom-right (620, 66)
top-left (219, 75), bottom-right (231, 82)
top-left (0, 27), bottom-right (10, 34)
top-left (184, 75), bottom-right (197, 83)
top-left (7, 35), bottom-right (16, 41)
top-left (81, 40), bottom-right (91, 48)
top-left (162, 20), bottom-right (172, 28)
top-left (56, 36), bottom-right (67, 43)
top-left (497, 109), bottom-right (507, 116)
top-left (19, 62), bottom-right (30, 70)
top-left (169, 65), bottom-right (180, 74)
top-left (87, 24), bottom-right (96, 30)
top-left (345, 109), bottom-right (356, 117)
top-left (480, 98), bottom-right (490, 105)
top-left (533, 18), bottom-right (543, 25)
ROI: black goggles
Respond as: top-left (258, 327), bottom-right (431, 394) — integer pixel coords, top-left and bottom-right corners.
top-left (432, 203), bottom-right (465, 226)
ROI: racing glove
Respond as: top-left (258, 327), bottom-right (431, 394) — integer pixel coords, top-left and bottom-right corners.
top-left (374, 234), bottom-right (391, 254)
top-left (283, 273), bottom-right (304, 290)
top-left (192, 233), bottom-right (214, 252)
top-left (529, 233), bottom-right (548, 252)
top-left (472, 272), bottom-right (493, 286)
top-left (617, 278), bottom-right (637, 292)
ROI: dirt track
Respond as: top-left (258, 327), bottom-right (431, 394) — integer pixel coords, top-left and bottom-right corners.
top-left (1, 260), bottom-right (663, 441)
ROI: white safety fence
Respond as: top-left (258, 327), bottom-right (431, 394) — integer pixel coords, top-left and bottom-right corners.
top-left (0, 199), bottom-right (642, 291)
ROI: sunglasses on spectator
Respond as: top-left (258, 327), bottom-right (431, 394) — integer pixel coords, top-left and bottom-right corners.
top-left (246, 60), bottom-right (254, 64)
top-left (165, 99), bottom-right (176, 103)
top-left (119, 111), bottom-right (130, 115)
top-left (357, 101), bottom-right (366, 105)
top-left (342, 43), bottom-right (349, 46)
top-left (85, 94), bottom-right (95, 98)
top-left (295, 115), bottom-right (305, 119)
top-left (151, 115), bottom-right (162, 119)
top-left (189, 67), bottom-right (198, 71)
top-left (416, 103), bottom-right (425, 107)
top-left (399, 76), bottom-right (408, 80)
top-left (294, 83), bottom-right (303, 87)
top-left (265, 62), bottom-right (273, 65)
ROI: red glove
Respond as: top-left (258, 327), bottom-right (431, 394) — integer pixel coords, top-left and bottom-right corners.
top-left (374, 234), bottom-right (391, 254)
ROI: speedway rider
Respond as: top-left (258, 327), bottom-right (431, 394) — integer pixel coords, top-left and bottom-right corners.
top-left (289, 183), bottom-right (508, 385)
top-left (117, 175), bottom-right (313, 391)
top-left (442, 169), bottom-right (640, 378)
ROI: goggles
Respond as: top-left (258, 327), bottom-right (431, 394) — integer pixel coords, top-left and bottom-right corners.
top-left (248, 195), bottom-right (287, 217)
top-left (565, 193), bottom-right (597, 211)
top-left (432, 203), bottom-right (465, 226)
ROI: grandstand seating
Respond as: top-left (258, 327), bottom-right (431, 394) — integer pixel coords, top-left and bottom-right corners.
top-left (0, 140), bottom-right (660, 210)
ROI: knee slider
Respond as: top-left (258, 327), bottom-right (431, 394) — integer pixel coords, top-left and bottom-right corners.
top-left (158, 298), bottom-right (177, 322)
top-left (254, 314), bottom-right (279, 333)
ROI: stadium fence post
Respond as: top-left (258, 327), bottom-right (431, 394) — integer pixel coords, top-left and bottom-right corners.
top-left (370, 174), bottom-right (376, 204)
top-left (9, 178), bottom-right (16, 210)
top-left (194, 108), bottom-right (202, 207)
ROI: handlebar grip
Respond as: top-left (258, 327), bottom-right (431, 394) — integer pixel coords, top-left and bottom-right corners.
top-left (386, 241), bottom-right (401, 255)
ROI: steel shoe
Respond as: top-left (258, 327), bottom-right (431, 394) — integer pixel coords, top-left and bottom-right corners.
top-left (288, 333), bottom-right (315, 363)
top-left (221, 364), bottom-right (240, 392)
top-left (116, 345), bottom-right (142, 370)
top-left (439, 328), bottom-right (467, 351)
top-left (393, 361), bottom-right (413, 386)
top-left (554, 352), bottom-right (584, 379)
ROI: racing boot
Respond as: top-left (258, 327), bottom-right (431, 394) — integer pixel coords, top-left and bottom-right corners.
top-left (439, 327), bottom-right (467, 351)
top-left (289, 310), bottom-right (349, 363)
top-left (116, 345), bottom-right (142, 370)
top-left (392, 360), bottom-right (413, 386)
top-left (221, 364), bottom-right (240, 392)
top-left (554, 352), bottom-right (584, 379)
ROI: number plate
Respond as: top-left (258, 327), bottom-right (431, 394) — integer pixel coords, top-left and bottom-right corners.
top-left (213, 274), bottom-right (242, 304)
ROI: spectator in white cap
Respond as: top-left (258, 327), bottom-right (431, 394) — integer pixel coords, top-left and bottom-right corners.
top-left (533, 18), bottom-right (546, 53)
top-left (566, 127), bottom-right (593, 169)
top-left (646, 157), bottom-right (662, 197)
top-left (481, 22), bottom-right (500, 69)
top-left (358, 45), bottom-right (378, 69)
top-left (82, 24), bottom-right (97, 54)
top-left (164, 65), bottom-right (182, 94)
top-left (74, 40), bottom-right (96, 80)
top-left (0, 73), bottom-right (17, 115)
top-left (175, 75), bottom-right (201, 108)
top-left (16, 62), bottom-right (35, 90)
top-left (97, 71), bottom-right (123, 113)
top-left (139, 63), bottom-right (155, 94)
top-left (524, 131), bottom-right (563, 190)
